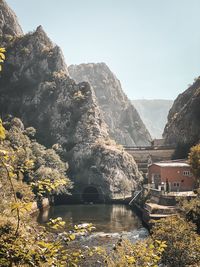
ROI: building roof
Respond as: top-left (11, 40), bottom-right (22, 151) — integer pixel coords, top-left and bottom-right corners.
top-left (151, 160), bottom-right (190, 168)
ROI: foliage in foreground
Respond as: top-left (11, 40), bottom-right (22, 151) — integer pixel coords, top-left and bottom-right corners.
top-left (0, 118), bottom-right (100, 266)
top-left (178, 190), bottom-right (200, 233)
top-left (0, 215), bottom-right (100, 267)
top-left (106, 238), bottom-right (166, 267)
top-left (152, 215), bottom-right (200, 267)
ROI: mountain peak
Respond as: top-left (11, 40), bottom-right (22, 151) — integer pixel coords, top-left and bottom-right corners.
top-left (0, 0), bottom-right (23, 36)
top-left (69, 63), bottom-right (152, 146)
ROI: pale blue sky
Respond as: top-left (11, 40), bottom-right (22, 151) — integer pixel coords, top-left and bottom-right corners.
top-left (6, 0), bottom-right (200, 100)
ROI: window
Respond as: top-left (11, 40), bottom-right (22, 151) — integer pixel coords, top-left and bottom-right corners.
top-left (174, 182), bottom-right (180, 187)
top-left (183, 170), bottom-right (191, 176)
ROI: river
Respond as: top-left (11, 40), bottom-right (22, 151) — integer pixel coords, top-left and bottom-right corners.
top-left (37, 204), bottom-right (148, 246)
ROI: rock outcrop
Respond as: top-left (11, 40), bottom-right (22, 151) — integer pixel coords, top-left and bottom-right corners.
top-left (132, 99), bottom-right (173, 139)
top-left (69, 63), bottom-right (152, 146)
top-left (0, 0), bottom-right (23, 38)
top-left (0, 0), bottom-right (142, 201)
top-left (163, 78), bottom-right (200, 146)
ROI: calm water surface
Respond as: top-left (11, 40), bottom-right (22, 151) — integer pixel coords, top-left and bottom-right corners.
top-left (38, 204), bottom-right (147, 234)
top-left (37, 204), bottom-right (148, 266)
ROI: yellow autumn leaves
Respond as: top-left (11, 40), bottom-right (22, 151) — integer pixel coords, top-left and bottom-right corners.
top-left (0, 50), bottom-right (6, 138)
top-left (0, 119), bottom-right (6, 140)
top-left (0, 47), bottom-right (6, 71)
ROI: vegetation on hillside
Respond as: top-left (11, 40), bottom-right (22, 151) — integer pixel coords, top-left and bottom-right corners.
top-left (0, 115), bottom-right (79, 266)
top-left (172, 141), bottom-right (194, 160)
top-left (189, 144), bottom-right (200, 187)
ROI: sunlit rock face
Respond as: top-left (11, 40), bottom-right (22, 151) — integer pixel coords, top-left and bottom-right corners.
top-left (69, 63), bottom-right (152, 147)
top-left (163, 78), bottom-right (200, 146)
top-left (0, 0), bottom-right (23, 39)
top-left (0, 0), bottom-right (143, 201)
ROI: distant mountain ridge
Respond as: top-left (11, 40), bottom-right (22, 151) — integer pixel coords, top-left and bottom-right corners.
top-left (132, 99), bottom-right (173, 139)
top-left (69, 63), bottom-right (152, 146)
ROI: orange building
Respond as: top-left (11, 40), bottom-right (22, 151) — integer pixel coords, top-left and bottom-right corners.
top-left (148, 160), bottom-right (196, 192)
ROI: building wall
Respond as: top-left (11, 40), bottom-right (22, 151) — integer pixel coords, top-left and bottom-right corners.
top-left (148, 164), bottom-right (195, 191)
top-left (161, 166), bottom-right (195, 191)
top-left (148, 165), bottom-right (161, 187)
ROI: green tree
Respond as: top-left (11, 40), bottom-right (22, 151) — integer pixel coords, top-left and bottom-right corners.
top-left (4, 117), bottom-right (73, 199)
top-left (178, 191), bottom-right (200, 233)
top-left (189, 144), bottom-right (200, 187)
top-left (152, 215), bottom-right (200, 266)
top-left (0, 119), bottom-right (6, 140)
top-left (120, 179), bottom-right (132, 199)
top-left (106, 238), bottom-right (166, 267)
top-left (0, 120), bottom-right (98, 266)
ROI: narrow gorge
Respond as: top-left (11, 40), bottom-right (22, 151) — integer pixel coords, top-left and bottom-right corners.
top-left (0, 0), bottom-right (143, 202)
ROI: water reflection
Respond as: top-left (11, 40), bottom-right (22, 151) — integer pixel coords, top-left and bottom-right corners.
top-left (38, 204), bottom-right (142, 233)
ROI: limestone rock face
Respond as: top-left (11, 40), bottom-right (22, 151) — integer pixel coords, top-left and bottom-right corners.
top-left (0, 0), bottom-right (142, 201)
top-left (0, 0), bottom-right (23, 38)
top-left (69, 63), bottom-right (152, 146)
top-left (163, 79), bottom-right (200, 145)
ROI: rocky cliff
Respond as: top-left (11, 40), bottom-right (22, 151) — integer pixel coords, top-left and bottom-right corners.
top-left (163, 78), bottom-right (200, 146)
top-left (69, 63), bottom-right (151, 147)
top-left (0, 0), bottom-right (142, 201)
top-left (0, 0), bottom-right (23, 39)
top-left (132, 99), bottom-right (173, 139)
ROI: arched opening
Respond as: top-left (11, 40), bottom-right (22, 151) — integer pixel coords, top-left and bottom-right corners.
top-left (82, 186), bottom-right (99, 203)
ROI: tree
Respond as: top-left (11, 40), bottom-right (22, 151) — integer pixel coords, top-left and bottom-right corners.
top-left (178, 191), bottom-right (200, 233)
top-left (0, 119), bottom-right (6, 140)
top-left (189, 144), bottom-right (200, 187)
top-left (4, 117), bottom-right (73, 199)
top-left (106, 238), bottom-right (166, 267)
top-left (172, 142), bottom-right (192, 160)
top-left (0, 120), bottom-right (98, 266)
top-left (120, 179), bottom-right (132, 199)
top-left (152, 215), bottom-right (200, 267)
top-left (32, 166), bottom-right (73, 199)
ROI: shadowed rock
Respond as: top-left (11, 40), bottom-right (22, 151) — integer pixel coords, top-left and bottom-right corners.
top-left (163, 78), bottom-right (200, 146)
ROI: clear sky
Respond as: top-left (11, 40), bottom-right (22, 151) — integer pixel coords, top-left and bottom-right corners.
top-left (6, 0), bottom-right (200, 100)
